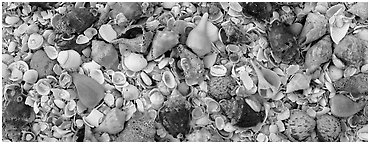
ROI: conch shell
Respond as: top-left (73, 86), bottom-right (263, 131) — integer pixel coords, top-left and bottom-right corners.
top-left (250, 60), bottom-right (280, 99)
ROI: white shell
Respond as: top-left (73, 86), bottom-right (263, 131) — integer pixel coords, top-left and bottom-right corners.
top-left (122, 84), bottom-right (140, 100)
top-left (84, 28), bottom-right (98, 40)
top-left (43, 45), bottom-right (58, 60)
top-left (124, 53), bottom-right (148, 72)
top-left (223, 122), bottom-right (236, 132)
top-left (99, 24), bottom-right (117, 43)
top-left (64, 100), bottom-right (77, 118)
top-left (357, 125), bottom-right (368, 141)
top-left (89, 69), bottom-right (105, 84)
top-left (215, 116), bottom-right (225, 130)
top-left (203, 53), bottom-right (217, 68)
top-left (210, 65), bottom-right (227, 77)
top-left (112, 71), bottom-right (127, 87)
top-left (76, 34), bottom-right (90, 44)
top-left (27, 33), bottom-right (44, 50)
top-left (162, 70), bottom-right (176, 88)
top-left (57, 50), bottom-right (82, 69)
top-left (23, 69), bottom-right (38, 84)
top-left (35, 79), bottom-right (51, 95)
top-left (245, 98), bottom-right (261, 112)
top-left (5, 16), bottom-right (20, 25)
top-left (149, 89), bottom-right (164, 108)
top-left (140, 72), bottom-right (152, 86)
top-left (83, 109), bottom-right (104, 127)
top-left (53, 99), bottom-right (66, 109)
top-left (104, 93), bottom-right (115, 107)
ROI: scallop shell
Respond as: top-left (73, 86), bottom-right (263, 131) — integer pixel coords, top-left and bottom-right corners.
top-left (162, 70), bottom-right (176, 88)
top-left (89, 69), bottom-right (105, 84)
top-left (83, 109), bottom-right (104, 127)
top-left (43, 45), bottom-right (58, 60)
top-left (84, 27), bottom-right (98, 40)
top-left (124, 53), bottom-right (148, 72)
top-left (112, 71), bottom-right (127, 87)
top-left (28, 33), bottom-right (44, 50)
top-left (210, 65), bottom-right (227, 77)
top-left (57, 50), bottom-right (82, 69)
top-left (35, 79), bottom-right (51, 95)
top-left (59, 72), bottom-right (72, 88)
top-left (23, 69), bottom-right (38, 84)
top-left (99, 24), bottom-right (117, 43)
top-left (76, 34), bottom-right (90, 44)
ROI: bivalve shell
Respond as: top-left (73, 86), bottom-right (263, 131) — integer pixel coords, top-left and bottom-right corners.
top-left (23, 69), bottom-right (38, 84)
top-left (149, 89), bottom-right (164, 109)
top-left (83, 109), bottom-right (104, 127)
top-left (35, 79), bottom-right (51, 95)
top-left (84, 27), bottom-right (98, 40)
top-left (57, 50), bottom-right (82, 69)
top-left (162, 70), bottom-right (176, 89)
top-left (28, 33), bottom-right (44, 50)
top-left (210, 65), bottom-right (227, 77)
top-left (122, 84), bottom-right (140, 100)
top-left (5, 16), bottom-right (20, 25)
top-left (43, 45), bottom-right (58, 60)
top-left (124, 53), bottom-right (148, 72)
top-left (99, 24), bottom-right (117, 43)
top-left (89, 69), bottom-right (105, 84)
top-left (112, 71), bottom-right (127, 87)
top-left (140, 72), bottom-right (152, 86)
top-left (76, 34), bottom-right (90, 44)
top-left (104, 93), bottom-right (115, 107)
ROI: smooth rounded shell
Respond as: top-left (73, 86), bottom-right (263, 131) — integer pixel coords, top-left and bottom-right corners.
top-left (28, 33), bottom-right (44, 50)
top-left (162, 70), bottom-right (176, 88)
top-left (23, 69), bottom-right (38, 84)
top-left (124, 53), bottom-right (148, 72)
top-left (57, 50), bottom-right (82, 69)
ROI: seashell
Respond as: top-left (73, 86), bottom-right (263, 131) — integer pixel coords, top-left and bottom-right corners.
top-left (343, 67), bottom-right (357, 78)
top-left (122, 84), bottom-right (140, 101)
top-left (72, 73), bottom-right (105, 109)
top-left (215, 115), bottom-right (226, 130)
top-left (226, 44), bottom-right (240, 53)
top-left (35, 79), bottom-right (51, 95)
top-left (239, 71), bottom-right (254, 90)
top-left (76, 34), bottom-right (90, 44)
top-left (250, 60), bottom-right (281, 98)
top-left (83, 109), bottom-right (104, 127)
top-left (217, 129), bottom-right (233, 139)
top-left (204, 97), bottom-right (220, 113)
top-left (53, 99), bottom-right (66, 109)
top-left (206, 22), bottom-right (219, 42)
top-left (203, 53), bottom-right (218, 69)
top-left (328, 65), bottom-right (343, 81)
top-left (57, 50), bottom-right (82, 69)
top-left (149, 89), bottom-right (164, 109)
top-left (23, 69), bottom-right (38, 84)
top-left (227, 8), bottom-right (242, 17)
top-left (158, 57), bottom-right (170, 69)
top-left (326, 4), bottom-right (345, 18)
top-left (330, 94), bottom-right (366, 117)
top-left (28, 33), bottom-right (44, 50)
top-left (186, 13), bottom-right (213, 57)
top-left (7, 41), bottom-right (17, 53)
top-left (245, 98), bottom-right (261, 112)
top-left (210, 65), bottom-right (227, 77)
top-left (147, 30), bottom-right (179, 61)
top-left (286, 73), bottom-right (311, 93)
top-left (299, 12), bottom-right (328, 46)
top-left (43, 45), bottom-right (58, 60)
top-left (192, 106), bottom-right (206, 120)
top-left (84, 27), bottom-right (98, 40)
top-left (305, 35), bottom-right (333, 73)
top-left (332, 54), bottom-right (345, 69)
top-left (110, 2), bottom-right (142, 20)
top-left (95, 108), bottom-right (126, 134)
top-left (289, 23), bottom-right (303, 36)
top-left (140, 72), bottom-right (152, 86)
top-left (228, 53), bottom-right (240, 63)
top-left (229, 2), bottom-right (243, 12)
top-left (22, 131), bottom-right (35, 142)
top-left (329, 7), bottom-right (353, 44)
top-left (9, 68), bottom-right (23, 81)
top-left (114, 24), bottom-right (153, 54)
top-left (162, 70), bottom-right (176, 89)
top-left (124, 53), bottom-right (148, 72)
top-left (357, 125), bottom-right (368, 141)
top-left (99, 24), bottom-right (117, 43)
top-left (112, 71), bottom-right (127, 87)
top-left (91, 40), bottom-right (119, 70)
top-left (104, 93), bottom-right (115, 107)
top-left (58, 72), bottom-right (72, 88)
top-left (89, 69), bottom-right (105, 84)
top-left (5, 16), bottom-right (20, 25)
top-left (51, 88), bottom-right (71, 101)
top-left (162, 2), bottom-right (177, 9)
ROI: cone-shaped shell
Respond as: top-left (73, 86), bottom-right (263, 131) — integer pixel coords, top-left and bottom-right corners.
top-left (186, 13), bottom-right (212, 57)
top-left (147, 30), bottom-right (179, 61)
top-left (72, 73), bottom-right (105, 109)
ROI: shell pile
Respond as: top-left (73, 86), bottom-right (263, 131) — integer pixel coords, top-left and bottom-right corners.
top-left (2, 2), bottom-right (368, 142)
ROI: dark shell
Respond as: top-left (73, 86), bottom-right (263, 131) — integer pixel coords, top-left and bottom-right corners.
top-left (268, 21), bottom-right (301, 64)
top-left (53, 7), bottom-right (99, 35)
top-left (219, 98), bottom-right (264, 128)
top-left (316, 114), bottom-right (341, 142)
top-left (333, 73), bottom-right (368, 98)
top-left (114, 25), bottom-right (153, 54)
top-left (334, 35), bottom-right (367, 67)
top-left (158, 95), bottom-right (192, 138)
top-left (110, 2), bottom-right (143, 20)
top-left (241, 2), bottom-right (273, 21)
top-left (117, 112), bottom-right (156, 142)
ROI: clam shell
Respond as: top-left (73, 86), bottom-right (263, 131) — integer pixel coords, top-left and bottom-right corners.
top-left (51, 88), bottom-right (71, 100)
top-left (84, 27), bottom-right (98, 40)
top-left (7, 41), bottom-right (17, 52)
top-left (357, 125), bottom-right (368, 141)
top-left (28, 33), bottom-right (44, 50)
top-left (140, 71), bottom-right (152, 86)
top-left (122, 84), bottom-right (140, 100)
top-left (104, 93), bottom-right (115, 107)
top-left (90, 69), bottom-right (105, 84)
top-left (8, 60), bottom-right (29, 72)
top-left (83, 109), bottom-right (104, 127)
top-left (226, 44), bottom-right (240, 53)
top-left (149, 89), bottom-right (164, 109)
top-left (54, 99), bottom-right (66, 109)
top-left (23, 69), bottom-right (38, 84)
top-left (112, 71), bottom-right (127, 87)
top-left (115, 97), bottom-right (124, 108)
top-left (223, 122), bottom-right (237, 132)
top-left (229, 2), bottom-right (242, 12)
top-left (124, 53), bottom-right (148, 72)
top-left (99, 24), bottom-right (117, 43)
top-left (328, 65), bottom-right (343, 81)
top-left (43, 45), bottom-right (58, 60)
top-left (204, 97), bottom-right (220, 113)
top-left (245, 98), bottom-right (262, 112)
top-left (76, 34), bottom-right (90, 44)
top-left (5, 16), bottom-right (20, 25)
top-left (210, 65), bottom-right (227, 77)
top-left (57, 50), bottom-right (82, 69)
top-left (215, 115), bottom-right (226, 130)
top-left (59, 72), bottom-right (72, 88)
top-left (162, 70), bottom-right (176, 88)
top-left (332, 54), bottom-right (345, 69)
top-left (35, 79), bottom-right (51, 95)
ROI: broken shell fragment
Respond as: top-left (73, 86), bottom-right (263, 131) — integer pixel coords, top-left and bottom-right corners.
top-left (357, 125), bottom-right (368, 141)
top-left (210, 65), bottom-right (227, 77)
top-left (204, 97), bottom-right (220, 113)
top-left (91, 40), bottom-right (120, 70)
top-left (99, 24), bottom-right (117, 43)
top-left (57, 50), bottom-right (82, 69)
top-left (83, 109), bottom-right (104, 127)
top-left (53, 99), bottom-right (66, 109)
top-left (43, 45), bottom-right (58, 60)
top-left (162, 70), bottom-right (176, 89)
top-left (299, 12), bottom-right (328, 45)
top-left (5, 16), bottom-right (20, 25)
top-left (124, 53), bottom-right (148, 72)
top-left (147, 30), bottom-right (179, 61)
top-left (28, 33), bottom-right (44, 50)
top-left (250, 60), bottom-right (281, 98)
top-left (23, 69), bottom-right (38, 84)
top-left (76, 34), bottom-right (90, 44)
top-left (35, 79), bottom-right (51, 95)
